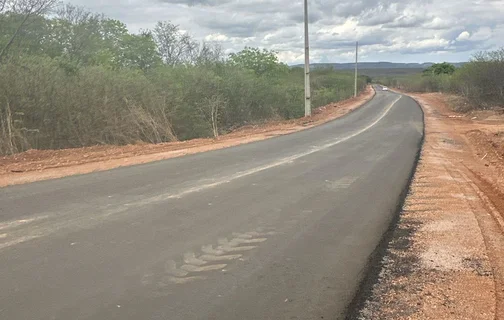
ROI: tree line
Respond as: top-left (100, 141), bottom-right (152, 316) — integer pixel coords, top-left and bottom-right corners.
top-left (0, 0), bottom-right (367, 155)
top-left (376, 50), bottom-right (504, 110)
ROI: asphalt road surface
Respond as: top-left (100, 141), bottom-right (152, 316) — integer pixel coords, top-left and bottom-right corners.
top-left (0, 87), bottom-right (423, 320)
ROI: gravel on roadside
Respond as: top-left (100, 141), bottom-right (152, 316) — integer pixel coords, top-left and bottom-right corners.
top-left (352, 92), bottom-right (504, 320)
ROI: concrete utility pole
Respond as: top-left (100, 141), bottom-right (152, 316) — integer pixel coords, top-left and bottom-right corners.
top-left (354, 41), bottom-right (358, 97)
top-left (304, 0), bottom-right (311, 117)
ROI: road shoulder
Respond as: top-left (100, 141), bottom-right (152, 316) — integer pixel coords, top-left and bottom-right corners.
top-left (0, 87), bottom-right (375, 187)
top-left (353, 92), bottom-right (504, 319)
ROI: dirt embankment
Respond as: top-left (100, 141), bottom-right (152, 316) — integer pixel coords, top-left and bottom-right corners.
top-left (356, 92), bottom-right (504, 320)
top-left (0, 86), bottom-right (375, 187)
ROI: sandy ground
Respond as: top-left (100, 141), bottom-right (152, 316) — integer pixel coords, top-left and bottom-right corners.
top-left (0, 86), bottom-right (374, 187)
top-left (356, 92), bottom-right (504, 320)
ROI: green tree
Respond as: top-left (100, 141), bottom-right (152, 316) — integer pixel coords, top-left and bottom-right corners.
top-left (228, 47), bottom-right (288, 76)
top-left (117, 31), bottom-right (162, 72)
top-left (46, 6), bottom-right (161, 72)
top-left (0, 0), bottom-right (57, 62)
top-left (90, 19), bottom-right (129, 68)
top-left (423, 62), bottom-right (456, 76)
top-left (47, 5), bottom-right (103, 65)
top-left (0, 12), bottom-right (48, 56)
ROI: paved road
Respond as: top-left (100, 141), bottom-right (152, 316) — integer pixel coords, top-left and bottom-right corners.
top-left (0, 87), bottom-right (423, 320)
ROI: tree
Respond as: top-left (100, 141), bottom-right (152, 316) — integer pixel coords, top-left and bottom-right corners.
top-left (192, 42), bottom-right (224, 65)
top-left (228, 47), bottom-right (288, 76)
top-left (0, 0), bottom-right (57, 62)
top-left (152, 21), bottom-right (198, 66)
top-left (0, 0), bottom-right (8, 12)
top-left (45, 6), bottom-right (160, 72)
top-left (455, 48), bottom-right (504, 106)
top-left (0, 3), bottom-right (366, 155)
top-left (46, 5), bottom-right (103, 65)
top-left (91, 18), bottom-right (129, 68)
top-left (422, 62), bottom-right (456, 76)
top-left (117, 31), bottom-right (162, 72)
top-left (199, 94), bottom-right (226, 138)
top-left (0, 10), bottom-right (48, 56)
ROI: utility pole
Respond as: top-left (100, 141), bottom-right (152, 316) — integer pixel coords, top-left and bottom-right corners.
top-left (304, 0), bottom-right (311, 117)
top-left (354, 41), bottom-right (358, 97)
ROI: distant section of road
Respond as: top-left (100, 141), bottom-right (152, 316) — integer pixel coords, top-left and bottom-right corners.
top-left (0, 86), bottom-right (423, 320)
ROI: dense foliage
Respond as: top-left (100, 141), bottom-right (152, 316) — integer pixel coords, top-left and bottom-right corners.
top-left (0, 1), bottom-right (367, 155)
top-left (422, 62), bottom-right (456, 76)
top-left (376, 50), bottom-right (504, 110)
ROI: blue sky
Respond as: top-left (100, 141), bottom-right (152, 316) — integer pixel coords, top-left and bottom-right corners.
top-left (67, 0), bottom-right (504, 64)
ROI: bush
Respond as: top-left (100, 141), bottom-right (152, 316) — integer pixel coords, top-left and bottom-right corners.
top-left (0, 5), bottom-right (368, 155)
top-left (451, 49), bottom-right (504, 108)
top-left (377, 49), bottom-right (504, 110)
top-left (311, 69), bottom-right (366, 107)
top-left (0, 56), bottom-right (176, 154)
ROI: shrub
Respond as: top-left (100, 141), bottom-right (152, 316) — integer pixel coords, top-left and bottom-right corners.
top-left (376, 49), bottom-right (504, 111)
top-left (0, 5), bottom-right (368, 155)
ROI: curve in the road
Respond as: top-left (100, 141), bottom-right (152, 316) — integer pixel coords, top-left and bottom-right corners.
top-left (0, 87), bottom-right (423, 320)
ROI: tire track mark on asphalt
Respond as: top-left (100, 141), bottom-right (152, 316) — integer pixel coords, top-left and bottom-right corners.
top-left (145, 229), bottom-right (276, 286)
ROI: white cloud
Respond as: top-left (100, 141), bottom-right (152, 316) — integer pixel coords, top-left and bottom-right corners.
top-left (470, 27), bottom-right (492, 41)
top-left (66, 0), bottom-right (504, 64)
top-left (456, 31), bottom-right (470, 41)
top-left (204, 33), bottom-right (229, 41)
top-left (423, 17), bottom-right (453, 30)
top-left (456, 27), bottom-right (495, 44)
top-left (277, 51), bottom-right (304, 64)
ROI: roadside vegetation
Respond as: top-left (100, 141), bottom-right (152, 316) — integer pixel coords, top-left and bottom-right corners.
top-left (0, 0), bottom-right (367, 155)
top-left (375, 49), bottom-right (504, 111)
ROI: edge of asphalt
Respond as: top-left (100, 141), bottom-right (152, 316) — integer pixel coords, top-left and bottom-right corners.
top-left (0, 87), bottom-right (376, 188)
top-left (344, 91), bottom-right (426, 319)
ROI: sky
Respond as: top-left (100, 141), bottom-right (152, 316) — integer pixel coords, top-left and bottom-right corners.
top-left (66, 0), bottom-right (504, 65)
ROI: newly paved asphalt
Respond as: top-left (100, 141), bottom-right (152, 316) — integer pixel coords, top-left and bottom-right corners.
top-left (0, 87), bottom-right (423, 320)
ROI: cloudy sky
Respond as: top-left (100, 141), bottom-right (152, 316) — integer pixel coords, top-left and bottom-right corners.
top-left (67, 0), bottom-right (504, 64)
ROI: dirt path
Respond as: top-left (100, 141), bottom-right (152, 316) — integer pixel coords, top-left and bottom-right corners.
top-left (0, 87), bottom-right (374, 187)
top-left (355, 92), bottom-right (504, 320)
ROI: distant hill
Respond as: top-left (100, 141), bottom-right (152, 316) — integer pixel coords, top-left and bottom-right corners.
top-left (357, 68), bottom-right (424, 77)
top-left (292, 62), bottom-right (466, 70)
